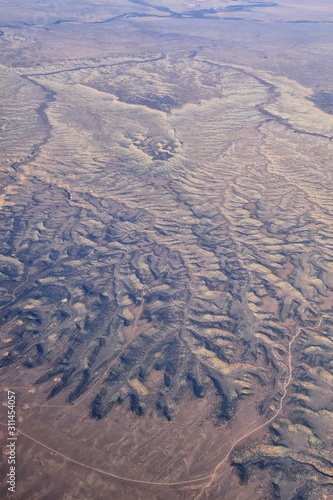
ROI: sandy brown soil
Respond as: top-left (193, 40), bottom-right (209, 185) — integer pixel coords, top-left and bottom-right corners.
top-left (0, 1), bottom-right (333, 499)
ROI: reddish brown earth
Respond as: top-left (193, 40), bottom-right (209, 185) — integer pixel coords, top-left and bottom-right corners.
top-left (1, 1), bottom-right (333, 499)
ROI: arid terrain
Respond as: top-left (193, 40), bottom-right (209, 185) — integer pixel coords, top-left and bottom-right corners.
top-left (0, 1), bottom-right (333, 499)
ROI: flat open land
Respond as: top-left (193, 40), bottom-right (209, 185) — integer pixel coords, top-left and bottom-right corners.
top-left (0, 1), bottom-right (333, 499)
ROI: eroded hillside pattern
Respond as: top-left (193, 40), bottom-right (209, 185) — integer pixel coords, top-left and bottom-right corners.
top-left (1, 55), bottom-right (333, 497)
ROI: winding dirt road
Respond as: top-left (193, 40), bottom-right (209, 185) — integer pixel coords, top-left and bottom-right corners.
top-left (1, 318), bottom-right (318, 495)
